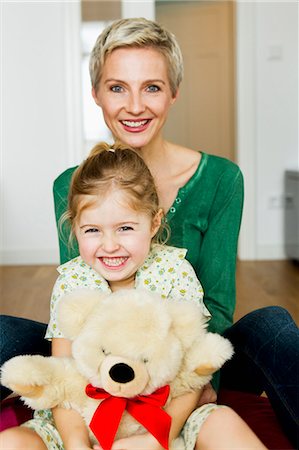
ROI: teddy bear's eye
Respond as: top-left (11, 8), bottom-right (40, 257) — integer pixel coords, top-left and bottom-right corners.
top-left (143, 358), bottom-right (149, 364)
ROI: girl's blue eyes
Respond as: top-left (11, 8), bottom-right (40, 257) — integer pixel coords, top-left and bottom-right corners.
top-left (84, 226), bottom-right (133, 234)
top-left (119, 226), bottom-right (133, 232)
top-left (85, 228), bottom-right (98, 234)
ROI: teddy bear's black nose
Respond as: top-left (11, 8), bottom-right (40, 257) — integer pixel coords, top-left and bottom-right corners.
top-left (109, 363), bottom-right (135, 383)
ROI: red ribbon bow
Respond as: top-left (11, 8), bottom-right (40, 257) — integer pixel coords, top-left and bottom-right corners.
top-left (85, 384), bottom-right (171, 450)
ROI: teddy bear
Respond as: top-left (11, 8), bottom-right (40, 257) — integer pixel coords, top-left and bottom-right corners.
top-left (1, 289), bottom-right (233, 449)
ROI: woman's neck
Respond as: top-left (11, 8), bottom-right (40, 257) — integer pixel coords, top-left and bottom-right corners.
top-left (138, 138), bottom-right (201, 213)
top-left (138, 137), bottom-right (170, 175)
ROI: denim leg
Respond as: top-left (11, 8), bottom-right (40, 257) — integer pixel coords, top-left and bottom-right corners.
top-left (221, 306), bottom-right (299, 447)
top-left (0, 315), bottom-right (50, 399)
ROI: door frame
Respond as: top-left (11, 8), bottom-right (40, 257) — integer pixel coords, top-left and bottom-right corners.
top-left (235, 1), bottom-right (257, 260)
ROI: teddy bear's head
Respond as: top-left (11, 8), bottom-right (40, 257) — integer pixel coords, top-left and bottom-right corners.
top-left (57, 289), bottom-right (219, 399)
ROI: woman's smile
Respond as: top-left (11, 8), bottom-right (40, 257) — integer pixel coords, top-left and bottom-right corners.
top-left (120, 119), bottom-right (152, 133)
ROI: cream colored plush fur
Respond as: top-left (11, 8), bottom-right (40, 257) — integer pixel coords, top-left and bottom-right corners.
top-left (1, 289), bottom-right (233, 448)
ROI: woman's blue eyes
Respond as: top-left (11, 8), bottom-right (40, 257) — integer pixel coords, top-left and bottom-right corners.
top-left (111, 86), bottom-right (123, 93)
top-left (110, 85), bottom-right (160, 93)
top-left (147, 85), bottom-right (160, 92)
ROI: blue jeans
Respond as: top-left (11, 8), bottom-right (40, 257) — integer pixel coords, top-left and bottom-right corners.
top-left (0, 315), bottom-right (50, 399)
top-left (1, 307), bottom-right (298, 446)
top-left (221, 306), bottom-right (299, 447)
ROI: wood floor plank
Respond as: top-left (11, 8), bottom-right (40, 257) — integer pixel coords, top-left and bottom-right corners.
top-left (235, 260), bottom-right (299, 324)
top-left (1, 260), bottom-right (298, 325)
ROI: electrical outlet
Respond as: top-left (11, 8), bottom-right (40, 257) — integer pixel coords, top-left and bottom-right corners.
top-left (268, 194), bottom-right (295, 209)
top-left (268, 195), bottom-right (284, 209)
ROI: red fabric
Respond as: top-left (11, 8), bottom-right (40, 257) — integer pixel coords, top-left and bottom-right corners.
top-left (0, 397), bottom-right (33, 431)
top-left (218, 389), bottom-right (294, 449)
top-left (0, 391), bottom-right (294, 449)
top-left (86, 384), bottom-right (171, 450)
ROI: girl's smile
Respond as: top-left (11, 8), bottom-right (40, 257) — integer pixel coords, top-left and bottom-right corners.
top-left (100, 256), bottom-right (128, 268)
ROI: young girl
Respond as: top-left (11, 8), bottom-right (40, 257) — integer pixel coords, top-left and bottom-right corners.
top-left (0, 142), bottom-right (267, 450)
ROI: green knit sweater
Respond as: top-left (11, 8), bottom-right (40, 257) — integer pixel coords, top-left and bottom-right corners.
top-left (53, 152), bottom-right (244, 337)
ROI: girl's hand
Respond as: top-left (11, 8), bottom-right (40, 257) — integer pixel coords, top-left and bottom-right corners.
top-left (197, 382), bottom-right (217, 407)
top-left (93, 432), bottom-right (164, 450)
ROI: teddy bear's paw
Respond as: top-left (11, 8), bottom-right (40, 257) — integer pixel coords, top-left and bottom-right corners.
top-left (1, 355), bottom-right (62, 403)
top-left (7, 383), bottom-right (44, 398)
top-left (1, 354), bottom-right (71, 410)
top-left (189, 333), bottom-right (234, 377)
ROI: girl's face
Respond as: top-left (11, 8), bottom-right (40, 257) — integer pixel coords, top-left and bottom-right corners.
top-left (75, 189), bottom-right (162, 291)
top-left (92, 47), bottom-right (178, 149)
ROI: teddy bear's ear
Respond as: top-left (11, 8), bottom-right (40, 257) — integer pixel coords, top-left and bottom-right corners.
top-left (57, 289), bottom-right (109, 339)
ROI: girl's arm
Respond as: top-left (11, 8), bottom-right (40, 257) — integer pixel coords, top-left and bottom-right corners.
top-left (51, 337), bottom-right (93, 450)
top-left (166, 389), bottom-right (202, 442)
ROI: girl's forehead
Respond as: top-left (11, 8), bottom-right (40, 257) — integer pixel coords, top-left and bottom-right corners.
top-left (77, 189), bottom-right (139, 218)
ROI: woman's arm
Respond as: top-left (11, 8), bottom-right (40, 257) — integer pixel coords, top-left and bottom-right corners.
top-left (53, 167), bottom-right (79, 264)
top-left (197, 168), bottom-right (244, 336)
top-left (51, 338), bottom-right (93, 450)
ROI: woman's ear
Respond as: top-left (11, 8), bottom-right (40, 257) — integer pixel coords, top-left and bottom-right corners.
top-left (151, 209), bottom-right (164, 237)
top-left (92, 87), bottom-right (101, 106)
top-left (171, 88), bottom-right (180, 105)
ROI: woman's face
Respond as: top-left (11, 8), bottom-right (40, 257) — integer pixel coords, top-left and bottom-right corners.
top-left (93, 47), bottom-right (178, 149)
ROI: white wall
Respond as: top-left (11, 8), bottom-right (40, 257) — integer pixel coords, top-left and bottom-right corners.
top-left (237, 1), bottom-right (298, 260)
top-left (1, 0), bottom-right (298, 264)
top-left (1, 1), bottom-right (83, 264)
top-left (122, 0), bottom-right (154, 19)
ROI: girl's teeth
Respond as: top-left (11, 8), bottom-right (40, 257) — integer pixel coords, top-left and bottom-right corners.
top-left (122, 120), bottom-right (148, 128)
top-left (102, 257), bottom-right (127, 267)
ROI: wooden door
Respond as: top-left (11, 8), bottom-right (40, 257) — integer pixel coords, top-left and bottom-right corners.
top-left (156, 1), bottom-right (235, 160)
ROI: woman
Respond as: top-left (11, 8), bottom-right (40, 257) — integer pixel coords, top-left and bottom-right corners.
top-left (1, 17), bottom-right (298, 447)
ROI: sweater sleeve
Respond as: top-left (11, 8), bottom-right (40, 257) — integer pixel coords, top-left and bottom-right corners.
top-left (53, 167), bottom-right (79, 264)
top-left (197, 167), bottom-right (244, 336)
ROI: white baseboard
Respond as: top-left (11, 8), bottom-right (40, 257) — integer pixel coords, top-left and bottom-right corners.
top-left (0, 249), bottom-right (59, 265)
top-left (238, 243), bottom-right (289, 261)
top-left (256, 244), bottom-right (287, 261)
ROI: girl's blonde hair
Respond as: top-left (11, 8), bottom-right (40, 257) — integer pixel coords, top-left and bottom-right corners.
top-left (89, 17), bottom-right (183, 97)
top-left (60, 142), bottom-right (168, 247)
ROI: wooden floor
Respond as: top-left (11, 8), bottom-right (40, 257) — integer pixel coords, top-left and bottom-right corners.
top-left (1, 260), bottom-right (298, 325)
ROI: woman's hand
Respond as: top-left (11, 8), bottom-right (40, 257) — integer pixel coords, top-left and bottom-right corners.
top-left (93, 433), bottom-right (163, 450)
top-left (197, 382), bottom-right (217, 407)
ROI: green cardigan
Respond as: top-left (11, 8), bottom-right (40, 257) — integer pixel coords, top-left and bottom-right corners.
top-left (53, 152), bottom-right (244, 337)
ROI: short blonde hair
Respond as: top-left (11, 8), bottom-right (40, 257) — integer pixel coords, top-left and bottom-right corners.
top-left (89, 17), bottom-right (183, 97)
top-left (60, 141), bottom-right (168, 246)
